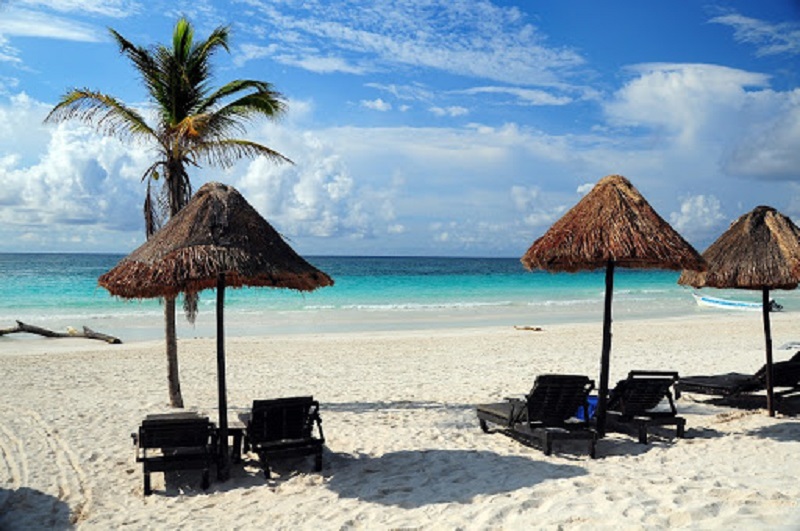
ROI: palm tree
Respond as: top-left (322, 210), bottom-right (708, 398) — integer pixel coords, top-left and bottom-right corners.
top-left (46, 18), bottom-right (291, 407)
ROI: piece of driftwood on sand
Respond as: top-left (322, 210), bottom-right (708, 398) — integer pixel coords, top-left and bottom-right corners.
top-left (0, 320), bottom-right (122, 344)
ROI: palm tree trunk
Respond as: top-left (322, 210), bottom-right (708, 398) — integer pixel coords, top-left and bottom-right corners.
top-left (165, 296), bottom-right (183, 407)
top-left (161, 161), bottom-right (191, 408)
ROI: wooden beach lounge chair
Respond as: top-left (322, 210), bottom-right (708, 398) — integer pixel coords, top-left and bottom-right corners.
top-left (476, 374), bottom-right (598, 458)
top-left (242, 396), bottom-right (325, 478)
top-left (605, 370), bottom-right (686, 444)
top-left (676, 359), bottom-right (800, 401)
top-left (132, 413), bottom-right (217, 496)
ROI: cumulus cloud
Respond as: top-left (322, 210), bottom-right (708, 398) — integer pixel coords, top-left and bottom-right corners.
top-left (235, 126), bottom-right (401, 241)
top-left (0, 93), bottom-right (166, 251)
top-left (604, 63), bottom-right (800, 182)
top-left (361, 98), bottom-right (391, 111)
top-left (429, 106), bottom-right (468, 117)
top-left (669, 194), bottom-right (727, 243)
top-left (605, 63), bottom-right (770, 145)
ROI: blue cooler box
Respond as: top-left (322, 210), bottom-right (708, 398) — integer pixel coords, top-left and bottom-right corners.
top-left (575, 395), bottom-right (598, 420)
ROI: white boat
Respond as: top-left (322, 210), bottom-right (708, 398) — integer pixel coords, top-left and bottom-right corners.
top-left (692, 292), bottom-right (782, 312)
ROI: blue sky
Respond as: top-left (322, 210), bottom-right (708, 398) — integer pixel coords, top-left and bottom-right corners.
top-left (0, 0), bottom-right (799, 257)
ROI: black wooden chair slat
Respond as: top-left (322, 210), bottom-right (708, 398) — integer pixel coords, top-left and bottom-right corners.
top-left (476, 374), bottom-right (597, 458)
top-left (132, 415), bottom-right (216, 496)
top-left (606, 371), bottom-right (685, 444)
top-left (245, 396), bottom-right (325, 478)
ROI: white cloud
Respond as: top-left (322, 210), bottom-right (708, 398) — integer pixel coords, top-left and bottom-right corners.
top-left (710, 13), bottom-right (800, 57)
top-left (19, 0), bottom-right (140, 17)
top-left (669, 194), bottom-right (727, 244)
top-left (510, 185), bottom-right (539, 211)
top-left (0, 93), bottom-right (162, 251)
top-left (235, 126), bottom-right (400, 241)
top-left (723, 90), bottom-right (800, 180)
top-left (603, 63), bottom-right (800, 182)
top-left (0, 7), bottom-right (103, 41)
top-left (272, 53), bottom-right (367, 74)
top-left (606, 63), bottom-right (770, 145)
top-left (234, 43), bottom-right (279, 67)
top-left (361, 98), bottom-right (391, 111)
top-left (458, 86), bottom-right (573, 106)
top-left (576, 183), bottom-right (594, 195)
top-left (240, 0), bottom-right (586, 86)
top-left (365, 82), bottom-right (434, 102)
top-left (429, 106), bottom-right (468, 117)
top-left (0, 35), bottom-right (21, 65)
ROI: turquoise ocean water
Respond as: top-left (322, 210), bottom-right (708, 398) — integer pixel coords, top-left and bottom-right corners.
top-left (2, 253), bottom-right (797, 342)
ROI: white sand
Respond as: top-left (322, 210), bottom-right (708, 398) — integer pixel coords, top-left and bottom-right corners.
top-left (2, 313), bottom-right (800, 529)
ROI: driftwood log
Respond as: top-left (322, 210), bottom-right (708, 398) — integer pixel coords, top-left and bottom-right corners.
top-left (0, 321), bottom-right (122, 344)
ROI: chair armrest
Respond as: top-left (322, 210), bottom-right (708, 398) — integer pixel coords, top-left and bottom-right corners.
top-left (629, 370), bottom-right (680, 380)
top-left (132, 432), bottom-right (143, 462)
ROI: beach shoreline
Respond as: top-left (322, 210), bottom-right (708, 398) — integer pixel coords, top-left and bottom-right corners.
top-left (3, 313), bottom-right (800, 529)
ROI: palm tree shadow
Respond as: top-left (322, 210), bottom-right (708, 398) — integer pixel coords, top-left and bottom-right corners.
top-left (0, 487), bottom-right (72, 530)
top-left (324, 449), bottom-right (587, 508)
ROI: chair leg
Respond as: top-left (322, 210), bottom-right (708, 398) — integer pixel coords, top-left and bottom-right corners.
top-left (589, 439), bottom-right (596, 459)
top-left (315, 452), bottom-right (323, 472)
top-left (143, 472), bottom-right (152, 496)
top-left (201, 469), bottom-right (210, 490)
top-left (258, 452), bottom-right (271, 479)
top-left (479, 419), bottom-right (490, 433)
top-left (638, 425), bottom-right (648, 444)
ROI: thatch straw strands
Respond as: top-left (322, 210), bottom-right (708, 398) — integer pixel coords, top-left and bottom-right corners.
top-left (678, 205), bottom-right (800, 417)
top-left (678, 206), bottom-right (800, 290)
top-left (520, 174), bottom-right (705, 437)
top-left (99, 181), bottom-right (332, 482)
top-left (521, 175), bottom-right (706, 273)
top-left (99, 182), bottom-right (333, 299)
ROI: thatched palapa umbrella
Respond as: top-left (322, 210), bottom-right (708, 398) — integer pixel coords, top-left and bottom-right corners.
top-left (678, 206), bottom-right (800, 416)
top-left (521, 175), bottom-right (706, 436)
top-left (99, 182), bottom-right (333, 480)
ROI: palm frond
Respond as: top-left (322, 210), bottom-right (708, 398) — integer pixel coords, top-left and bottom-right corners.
top-left (189, 139), bottom-right (293, 167)
top-left (196, 79), bottom-right (285, 116)
top-left (44, 89), bottom-right (155, 142)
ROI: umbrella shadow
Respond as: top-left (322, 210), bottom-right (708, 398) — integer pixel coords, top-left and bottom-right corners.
top-left (746, 422), bottom-right (800, 442)
top-left (0, 487), bottom-right (72, 530)
top-left (323, 449), bottom-right (587, 508)
top-left (324, 400), bottom-right (474, 415)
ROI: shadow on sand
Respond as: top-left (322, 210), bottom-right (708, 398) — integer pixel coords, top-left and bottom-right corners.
top-left (323, 449), bottom-right (586, 508)
top-left (0, 487), bottom-right (73, 531)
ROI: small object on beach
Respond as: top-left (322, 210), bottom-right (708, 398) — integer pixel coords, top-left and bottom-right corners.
top-left (514, 325), bottom-right (543, 332)
top-left (0, 320), bottom-right (122, 344)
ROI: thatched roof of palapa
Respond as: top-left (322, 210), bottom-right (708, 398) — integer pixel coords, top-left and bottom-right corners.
top-left (678, 205), bottom-right (800, 290)
top-left (99, 182), bottom-right (334, 299)
top-left (521, 175), bottom-right (706, 273)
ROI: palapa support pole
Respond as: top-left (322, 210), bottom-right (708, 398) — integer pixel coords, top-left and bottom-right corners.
top-left (762, 288), bottom-right (775, 417)
top-left (216, 273), bottom-right (230, 481)
top-left (596, 260), bottom-right (615, 437)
